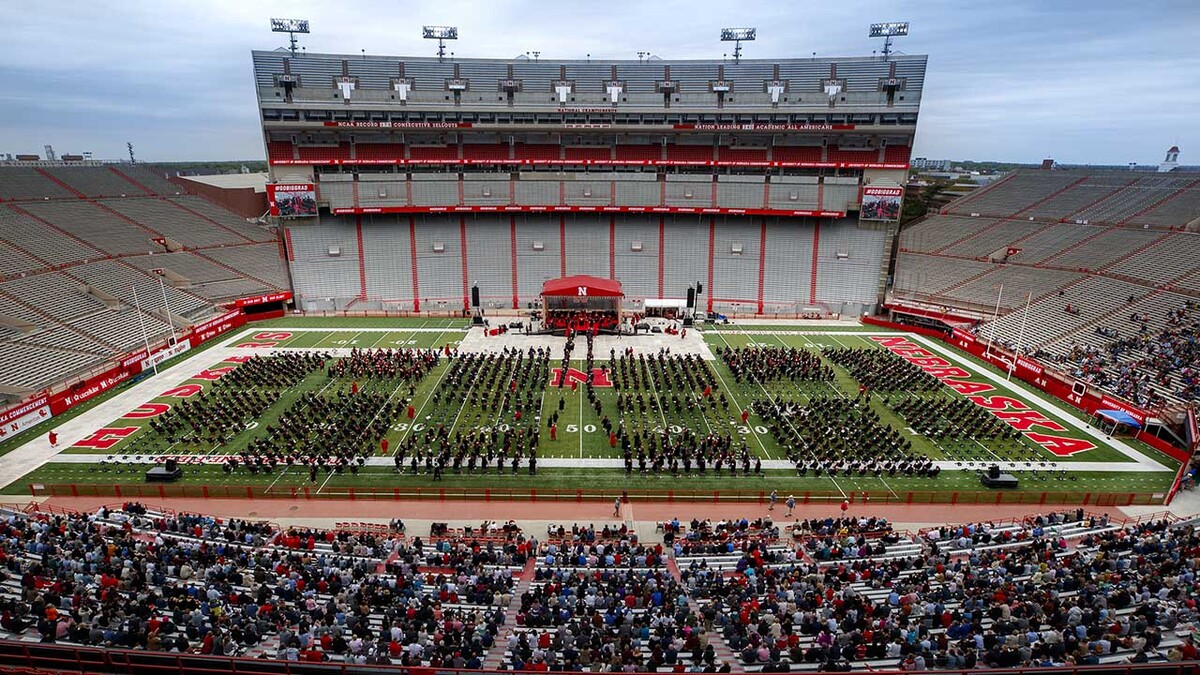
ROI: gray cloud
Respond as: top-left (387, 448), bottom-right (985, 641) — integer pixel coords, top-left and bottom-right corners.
top-left (0, 0), bottom-right (1195, 163)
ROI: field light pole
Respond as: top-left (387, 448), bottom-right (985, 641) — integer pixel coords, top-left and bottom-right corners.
top-left (720, 28), bottom-right (756, 64)
top-left (131, 285), bottom-right (158, 376)
top-left (868, 22), bottom-right (909, 58)
top-left (270, 18), bottom-right (311, 58)
top-left (423, 26), bottom-right (459, 62)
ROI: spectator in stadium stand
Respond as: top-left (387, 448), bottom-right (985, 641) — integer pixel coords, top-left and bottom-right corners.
top-left (683, 511), bottom-right (1196, 672)
top-left (0, 505), bottom-right (1197, 671)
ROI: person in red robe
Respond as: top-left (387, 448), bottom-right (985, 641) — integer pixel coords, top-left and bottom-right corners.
top-left (406, 405), bottom-right (416, 419)
top-left (351, 381), bottom-right (359, 395)
top-left (47, 430), bottom-right (58, 447)
top-left (741, 410), bottom-right (749, 424)
top-left (380, 438), bottom-right (389, 455)
top-left (549, 423), bottom-right (557, 441)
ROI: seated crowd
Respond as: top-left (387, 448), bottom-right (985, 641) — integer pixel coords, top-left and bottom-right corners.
top-left (0, 507), bottom-right (1195, 673)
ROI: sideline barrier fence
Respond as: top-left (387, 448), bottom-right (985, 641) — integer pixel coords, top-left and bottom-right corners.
top-left (27, 482), bottom-right (1163, 506)
top-left (0, 640), bottom-right (1196, 675)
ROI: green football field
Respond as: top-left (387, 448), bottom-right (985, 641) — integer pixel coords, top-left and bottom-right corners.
top-left (4, 318), bottom-right (1181, 499)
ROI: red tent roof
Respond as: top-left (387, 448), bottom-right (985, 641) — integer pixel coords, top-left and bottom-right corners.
top-left (541, 275), bottom-right (624, 297)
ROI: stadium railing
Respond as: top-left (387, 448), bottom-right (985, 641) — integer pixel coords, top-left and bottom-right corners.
top-left (25, 482), bottom-right (1166, 506)
top-left (0, 639), bottom-right (1196, 675)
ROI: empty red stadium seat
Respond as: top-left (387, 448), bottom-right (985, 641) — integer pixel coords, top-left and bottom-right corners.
top-left (462, 144), bottom-right (511, 161)
top-left (827, 145), bottom-right (879, 164)
top-left (564, 146), bottom-right (611, 161)
top-left (266, 141), bottom-right (295, 162)
top-left (409, 145), bottom-right (459, 161)
top-left (296, 143), bottom-right (350, 162)
top-left (718, 147), bottom-right (768, 163)
top-left (614, 145), bottom-right (663, 162)
top-left (883, 144), bottom-right (912, 165)
top-left (354, 143), bottom-right (404, 162)
top-left (664, 145), bottom-right (714, 162)
top-left (513, 144), bottom-right (562, 161)
top-left (771, 146), bottom-right (823, 163)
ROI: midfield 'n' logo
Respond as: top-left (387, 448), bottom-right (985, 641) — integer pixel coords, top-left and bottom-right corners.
top-left (550, 368), bottom-right (613, 387)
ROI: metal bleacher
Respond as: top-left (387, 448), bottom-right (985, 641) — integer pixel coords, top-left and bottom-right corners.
top-left (70, 260), bottom-right (214, 321)
top-left (18, 200), bottom-right (160, 255)
top-left (0, 206), bottom-right (102, 268)
top-left (100, 198), bottom-right (248, 248)
top-left (942, 171), bottom-right (1083, 218)
top-left (167, 196), bottom-right (274, 241)
top-left (0, 164), bottom-right (293, 394)
top-left (815, 219), bottom-right (888, 309)
top-left (0, 342), bottom-right (107, 390)
top-left (197, 244), bottom-right (290, 289)
top-left (0, 272), bottom-right (107, 324)
top-left (944, 265), bottom-right (1084, 310)
top-left (901, 168), bottom-right (1200, 407)
top-left (0, 167), bottom-right (76, 200)
top-left (985, 276), bottom-right (1151, 351)
top-left (0, 240), bottom-right (42, 278)
top-left (40, 166), bottom-right (149, 197)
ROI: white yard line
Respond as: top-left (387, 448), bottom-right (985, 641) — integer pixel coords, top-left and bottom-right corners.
top-left (710, 331), bottom-right (773, 460)
top-left (264, 466), bottom-right (290, 494)
top-left (315, 465), bottom-right (337, 494)
top-left (448, 355), bottom-right (485, 438)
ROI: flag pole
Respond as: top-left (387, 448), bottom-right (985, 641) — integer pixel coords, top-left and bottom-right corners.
top-left (1009, 291), bottom-right (1032, 381)
top-left (132, 284), bottom-right (158, 376)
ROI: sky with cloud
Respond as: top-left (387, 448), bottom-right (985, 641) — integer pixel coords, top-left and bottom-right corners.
top-left (1, 0), bottom-right (1196, 164)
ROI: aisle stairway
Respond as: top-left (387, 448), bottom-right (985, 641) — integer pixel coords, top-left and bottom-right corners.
top-left (670, 557), bottom-right (745, 673)
top-left (483, 558), bottom-right (537, 670)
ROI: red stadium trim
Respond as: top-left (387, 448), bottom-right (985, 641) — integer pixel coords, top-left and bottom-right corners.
top-left (331, 205), bottom-right (844, 218)
top-left (270, 158), bottom-right (909, 170)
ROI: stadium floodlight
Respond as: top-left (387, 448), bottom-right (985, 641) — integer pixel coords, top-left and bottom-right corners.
top-left (720, 27), bottom-right (756, 64)
top-left (868, 21), bottom-right (909, 58)
top-left (423, 26), bottom-right (459, 62)
top-left (271, 18), bottom-right (310, 58)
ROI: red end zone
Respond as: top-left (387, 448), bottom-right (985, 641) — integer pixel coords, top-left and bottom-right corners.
top-left (870, 336), bottom-right (1097, 457)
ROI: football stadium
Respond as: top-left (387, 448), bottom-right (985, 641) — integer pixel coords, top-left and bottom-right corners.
top-left (0, 12), bottom-right (1197, 675)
